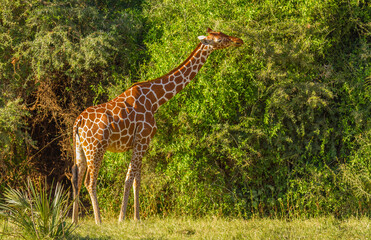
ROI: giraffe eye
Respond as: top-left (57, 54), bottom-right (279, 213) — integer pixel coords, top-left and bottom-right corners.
top-left (216, 38), bottom-right (222, 43)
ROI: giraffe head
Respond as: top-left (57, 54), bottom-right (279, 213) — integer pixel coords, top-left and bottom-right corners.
top-left (198, 28), bottom-right (244, 49)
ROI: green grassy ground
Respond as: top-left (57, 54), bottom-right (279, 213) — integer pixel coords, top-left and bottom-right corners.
top-left (1, 216), bottom-right (370, 239)
top-left (73, 216), bottom-right (370, 240)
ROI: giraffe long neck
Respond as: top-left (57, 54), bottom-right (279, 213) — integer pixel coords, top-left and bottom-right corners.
top-left (139, 43), bottom-right (214, 112)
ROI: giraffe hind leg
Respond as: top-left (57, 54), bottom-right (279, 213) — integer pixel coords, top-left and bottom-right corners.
top-left (85, 152), bottom-right (104, 225)
top-left (72, 140), bottom-right (87, 224)
top-left (119, 163), bottom-right (135, 222)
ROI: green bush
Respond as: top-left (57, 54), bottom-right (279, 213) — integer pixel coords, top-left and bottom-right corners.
top-left (121, 0), bottom-right (369, 218)
top-left (0, 0), bottom-right (145, 189)
top-left (0, 97), bottom-right (35, 193)
top-left (0, 178), bottom-right (75, 239)
top-left (1, 0), bottom-right (369, 219)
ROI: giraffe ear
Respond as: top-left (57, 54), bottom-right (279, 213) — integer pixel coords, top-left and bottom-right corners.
top-left (198, 35), bottom-right (210, 45)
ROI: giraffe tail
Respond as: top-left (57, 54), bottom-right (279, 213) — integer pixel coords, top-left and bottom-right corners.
top-left (72, 116), bottom-right (82, 223)
top-left (71, 116), bottom-right (83, 197)
top-left (72, 159), bottom-right (79, 224)
top-left (71, 164), bottom-right (78, 193)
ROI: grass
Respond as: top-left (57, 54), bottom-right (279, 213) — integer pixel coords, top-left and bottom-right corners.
top-left (2, 215), bottom-right (370, 239)
top-left (70, 216), bottom-right (370, 239)
top-left (0, 180), bottom-right (369, 240)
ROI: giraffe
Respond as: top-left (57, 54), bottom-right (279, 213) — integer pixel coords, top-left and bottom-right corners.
top-left (71, 28), bottom-right (243, 224)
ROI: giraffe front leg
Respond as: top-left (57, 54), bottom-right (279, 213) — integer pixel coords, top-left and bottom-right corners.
top-left (118, 163), bottom-right (135, 222)
top-left (132, 137), bottom-right (150, 221)
top-left (133, 167), bottom-right (142, 221)
top-left (119, 135), bottom-right (150, 222)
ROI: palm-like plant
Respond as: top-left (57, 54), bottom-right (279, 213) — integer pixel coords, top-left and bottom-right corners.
top-left (0, 178), bottom-right (75, 239)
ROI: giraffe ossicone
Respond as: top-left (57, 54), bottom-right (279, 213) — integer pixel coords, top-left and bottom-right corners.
top-left (71, 28), bottom-right (243, 225)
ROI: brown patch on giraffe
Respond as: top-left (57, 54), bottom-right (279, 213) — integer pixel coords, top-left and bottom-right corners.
top-left (146, 91), bottom-right (156, 101)
top-left (128, 110), bottom-right (136, 120)
top-left (194, 50), bottom-right (202, 59)
top-left (126, 96), bottom-right (135, 106)
top-left (103, 129), bottom-right (109, 140)
top-left (176, 84), bottom-right (183, 92)
top-left (128, 125), bottom-right (135, 135)
top-left (115, 95), bottom-right (125, 102)
top-left (113, 115), bottom-right (120, 123)
top-left (152, 85), bottom-right (165, 99)
top-left (111, 133), bottom-right (120, 141)
top-left (112, 106), bottom-right (120, 115)
top-left (158, 98), bottom-right (166, 106)
top-left (165, 82), bottom-right (176, 91)
top-left (145, 111), bottom-right (153, 123)
top-left (95, 107), bottom-right (106, 114)
top-left (189, 71), bottom-right (197, 79)
top-left (98, 120), bottom-right (106, 130)
top-left (184, 60), bottom-right (193, 68)
top-left (108, 102), bottom-right (115, 110)
top-left (122, 129), bottom-right (128, 136)
top-left (174, 71), bottom-right (181, 77)
top-left (97, 142), bottom-right (103, 149)
top-left (136, 113), bottom-right (145, 122)
top-left (165, 92), bottom-right (173, 100)
top-left (138, 95), bottom-right (146, 104)
top-left (90, 112), bottom-right (96, 119)
top-left (179, 66), bottom-right (186, 72)
top-left (162, 78), bottom-right (169, 85)
top-left (81, 140), bottom-right (89, 149)
top-left (174, 76), bottom-right (183, 85)
top-left (93, 139), bottom-right (99, 146)
top-left (109, 122), bottom-right (115, 131)
top-left (131, 86), bottom-right (142, 98)
top-left (120, 135), bottom-right (130, 145)
top-left (143, 99), bottom-right (152, 109)
top-left (83, 126), bottom-right (88, 132)
top-left (140, 88), bottom-right (150, 95)
top-left (183, 67), bottom-right (192, 77)
top-left (86, 130), bottom-right (93, 137)
top-left (81, 111), bottom-right (90, 120)
top-left (118, 120), bottom-right (127, 131)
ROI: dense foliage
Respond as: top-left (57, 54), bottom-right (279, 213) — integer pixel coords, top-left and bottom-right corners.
top-left (1, 0), bottom-right (370, 218)
top-left (0, 0), bottom-right (145, 186)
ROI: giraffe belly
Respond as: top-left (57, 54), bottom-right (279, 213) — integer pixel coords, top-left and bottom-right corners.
top-left (106, 134), bottom-right (133, 153)
top-left (106, 146), bottom-right (132, 153)
top-left (106, 120), bottom-right (134, 152)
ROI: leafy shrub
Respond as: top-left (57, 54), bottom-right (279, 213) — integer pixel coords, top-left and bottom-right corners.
top-left (119, 0), bottom-right (370, 218)
top-left (0, 97), bottom-right (35, 192)
top-left (0, 0), bottom-right (145, 188)
top-left (0, 178), bottom-right (75, 239)
top-left (0, 0), bottom-right (369, 219)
